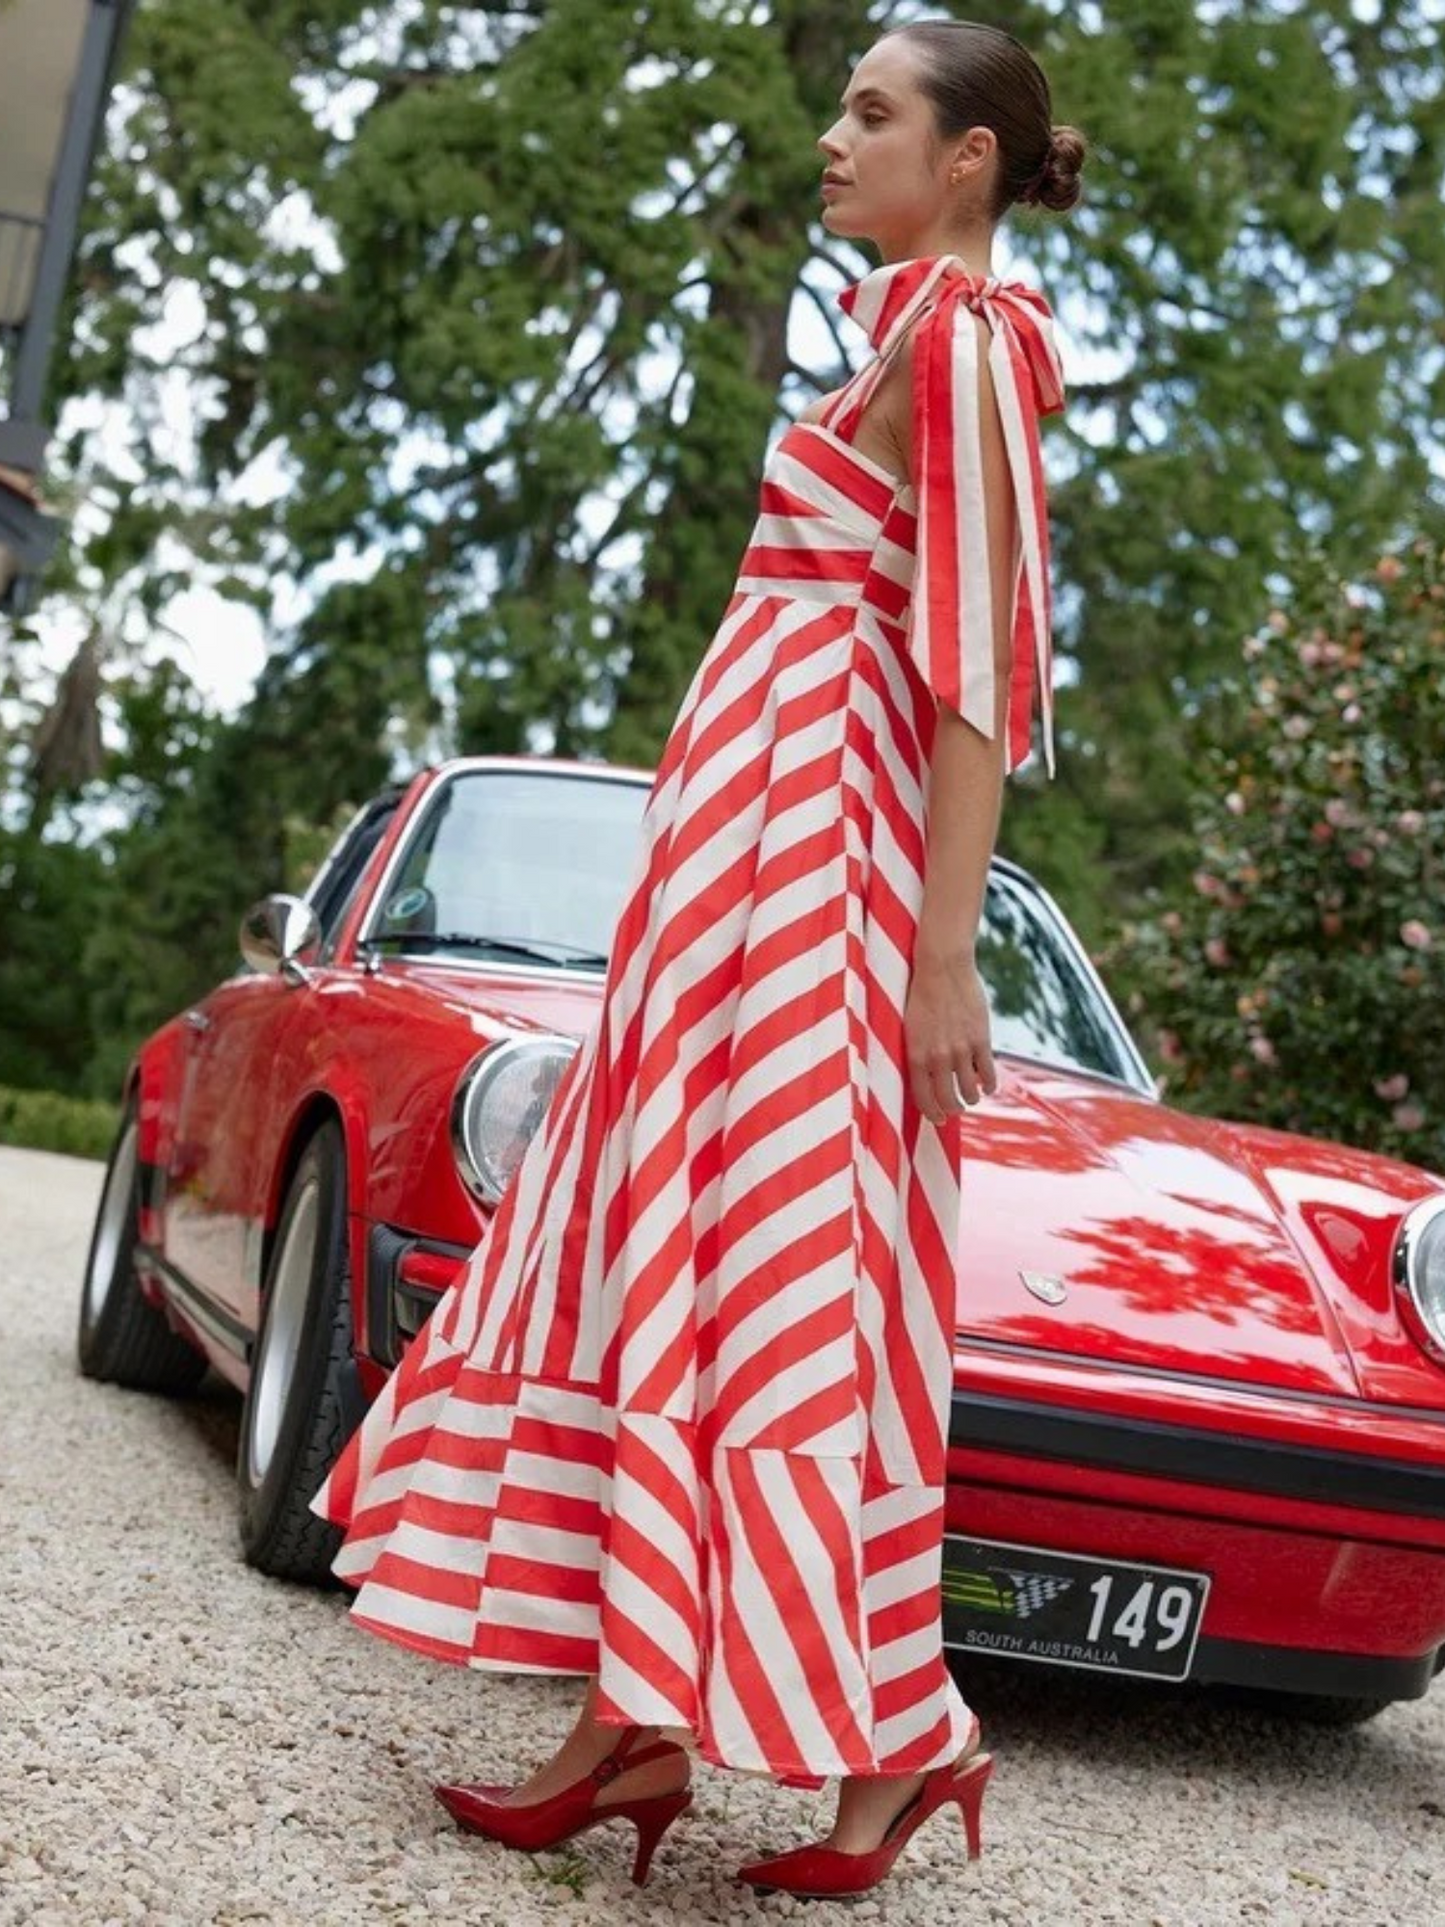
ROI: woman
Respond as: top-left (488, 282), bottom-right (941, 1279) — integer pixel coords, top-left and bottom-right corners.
top-left (311, 16), bottom-right (1084, 1901)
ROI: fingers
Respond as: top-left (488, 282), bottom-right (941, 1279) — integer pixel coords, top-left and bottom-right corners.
top-left (974, 1038), bottom-right (998, 1098)
top-left (910, 1049), bottom-right (996, 1125)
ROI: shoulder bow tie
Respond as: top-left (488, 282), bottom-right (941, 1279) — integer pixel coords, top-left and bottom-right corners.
top-left (837, 254), bottom-right (1065, 778)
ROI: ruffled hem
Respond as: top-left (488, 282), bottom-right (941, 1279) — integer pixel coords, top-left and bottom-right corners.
top-left (311, 1306), bottom-right (971, 1783)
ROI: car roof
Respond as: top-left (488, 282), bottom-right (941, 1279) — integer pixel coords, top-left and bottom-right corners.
top-left (419, 753), bottom-right (656, 786)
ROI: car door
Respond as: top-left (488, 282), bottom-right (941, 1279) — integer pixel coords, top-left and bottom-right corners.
top-left (162, 971), bottom-right (306, 1329)
top-left (163, 788), bottom-right (407, 1330)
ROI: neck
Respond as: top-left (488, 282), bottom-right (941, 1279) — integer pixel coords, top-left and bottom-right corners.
top-left (881, 219), bottom-right (993, 277)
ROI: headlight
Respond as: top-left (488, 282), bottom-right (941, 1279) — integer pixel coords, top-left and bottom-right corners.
top-left (1393, 1193), bottom-right (1445, 1363)
top-left (451, 1035), bottom-right (579, 1206)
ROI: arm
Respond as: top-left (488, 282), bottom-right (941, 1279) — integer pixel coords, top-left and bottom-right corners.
top-left (867, 313), bottom-right (1019, 1126)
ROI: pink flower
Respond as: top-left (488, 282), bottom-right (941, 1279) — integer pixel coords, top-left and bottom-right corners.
top-left (1376, 555), bottom-right (1403, 584)
top-left (1346, 847), bottom-right (1374, 869)
top-left (1282, 714), bottom-right (1312, 740)
top-left (1249, 1034), bottom-right (1276, 1064)
top-left (1342, 703), bottom-right (1362, 724)
top-left (1157, 1029), bottom-right (1183, 1064)
top-left (1204, 937), bottom-right (1232, 967)
top-left (1242, 635), bottom-right (1267, 660)
top-left (1396, 809), bottom-right (1426, 834)
top-left (1393, 1101), bottom-right (1426, 1132)
top-left (1267, 609), bottom-right (1290, 634)
top-left (1401, 919), bottom-right (1432, 950)
top-left (1375, 1072), bottom-right (1410, 1101)
top-left (1297, 640), bottom-right (1324, 668)
top-left (1323, 798), bottom-right (1352, 827)
top-left (1225, 790), bottom-right (1246, 816)
top-left (1311, 821), bottom-right (1334, 843)
top-left (1161, 910), bottom-right (1183, 935)
top-left (1192, 869), bottom-right (1220, 899)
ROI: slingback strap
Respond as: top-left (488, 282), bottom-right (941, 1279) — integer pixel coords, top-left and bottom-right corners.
top-left (591, 1728), bottom-right (685, 1785)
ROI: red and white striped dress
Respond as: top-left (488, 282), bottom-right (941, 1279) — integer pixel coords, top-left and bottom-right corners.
top-left (311, 253), bottom-right (1064, 1784)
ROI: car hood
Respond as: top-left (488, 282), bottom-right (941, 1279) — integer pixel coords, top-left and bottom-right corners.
top-left (377, 967), bottom-right (1443, 1400)
top-left (955, 1061), bottom-right (1442, 1398)
top-left (368, 960), bottom-right (605, 1041)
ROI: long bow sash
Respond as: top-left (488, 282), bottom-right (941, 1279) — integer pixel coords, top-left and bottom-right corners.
top-left (839, 256), bottom-right (1064, 777)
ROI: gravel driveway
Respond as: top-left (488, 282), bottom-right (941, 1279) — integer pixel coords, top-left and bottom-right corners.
top-left (2, 1144), bottom-right (1443, 1926)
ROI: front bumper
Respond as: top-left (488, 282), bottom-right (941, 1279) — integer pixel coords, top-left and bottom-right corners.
top-left (949, 1376), bottom-right (1445, 1702)
top-left (951, 1387), bottom-right (1445, 1523)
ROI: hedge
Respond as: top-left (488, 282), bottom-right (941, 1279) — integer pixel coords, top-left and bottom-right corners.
top-left (0, 1086), bottom-right (121, 1162)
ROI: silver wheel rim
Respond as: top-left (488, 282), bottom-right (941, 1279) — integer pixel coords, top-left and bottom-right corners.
top-left (84, 1120), bottom-right (138, 1330)
top-left (246, 1176), bottom-right (320, 1488)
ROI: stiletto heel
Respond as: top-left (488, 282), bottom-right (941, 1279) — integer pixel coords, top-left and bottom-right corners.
top-left (434, 1726), bottom-right (692, 1887)
top-left (737, 1719), bottom-right (994, 1899)
top-left (954, 1751), bottom-right (993, 1860)
top-left (625, 1788), bottom-right (694, 1885)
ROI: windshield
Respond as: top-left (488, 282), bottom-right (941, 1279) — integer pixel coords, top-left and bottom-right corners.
top-left (978, 872), bottom-right (1141, 1086)
top-left (368, 769), bottom-right (650, 966)
top-left (367, 768), bottom-right (1142, 1087)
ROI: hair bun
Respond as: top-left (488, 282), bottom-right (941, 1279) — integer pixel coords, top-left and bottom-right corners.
top-left (1021, 124), bottom-right (1086, 213)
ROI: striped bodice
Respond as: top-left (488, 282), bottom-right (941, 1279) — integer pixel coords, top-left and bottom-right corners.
top-left (734, 420), bottom-right (913, 623)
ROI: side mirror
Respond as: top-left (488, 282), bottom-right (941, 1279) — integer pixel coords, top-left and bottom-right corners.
top-left (240, 894), bottom-right (322, 984)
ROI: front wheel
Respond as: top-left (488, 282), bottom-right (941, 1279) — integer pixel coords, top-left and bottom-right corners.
top-left (77, 1099), bottom-right (208, 1394)
top-left (236, 1119), bottom-right (356, 1583)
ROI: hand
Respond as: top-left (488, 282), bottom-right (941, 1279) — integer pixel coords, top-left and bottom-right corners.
top-left (904, 949), bottom-right (997, 1126)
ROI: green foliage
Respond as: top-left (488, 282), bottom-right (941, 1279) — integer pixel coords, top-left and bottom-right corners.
top-left (1105, 529), bottom-right (1445, 1170)
top-left (0, 829), bottom-right (112, 1093)
top-left (1028, 0), bottom-right (1445, 935)
top-left (0, 1085), bottom-right (120, 1161)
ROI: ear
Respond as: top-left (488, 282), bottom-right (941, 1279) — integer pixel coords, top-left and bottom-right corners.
top-left (947, 124), bottom-right (997, 185)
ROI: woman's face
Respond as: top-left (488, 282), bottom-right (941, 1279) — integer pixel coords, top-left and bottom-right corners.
top-left (817, 37), bottom-right (955, 252)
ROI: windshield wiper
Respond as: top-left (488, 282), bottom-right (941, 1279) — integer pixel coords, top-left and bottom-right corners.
top-left (360, 931), bottom-right (609, 969)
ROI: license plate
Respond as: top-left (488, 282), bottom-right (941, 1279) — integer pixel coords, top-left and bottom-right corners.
top-left (941, 1535), bottom-right (1211, 1683)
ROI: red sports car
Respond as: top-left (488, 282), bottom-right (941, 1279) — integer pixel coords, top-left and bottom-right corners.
top-left (78, 754), bottom-right (1445, 1720)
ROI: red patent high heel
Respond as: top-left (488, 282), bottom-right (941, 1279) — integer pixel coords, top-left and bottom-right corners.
top-left (737, 1721), bottom-right (994, 1900)
top-left (433, 1726), bottom-right (692, 1887)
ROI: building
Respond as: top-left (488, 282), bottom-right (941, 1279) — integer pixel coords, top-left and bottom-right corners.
top-left (0, 0), bottom-right (137, 613)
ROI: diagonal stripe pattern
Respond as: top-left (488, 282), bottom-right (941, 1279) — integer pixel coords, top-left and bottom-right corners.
top-left (311, 253), bottom-right (1063, 1782)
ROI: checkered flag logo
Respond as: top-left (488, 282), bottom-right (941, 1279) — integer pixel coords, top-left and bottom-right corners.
top-left (1000, 1569), bottom-right (1074, 1620)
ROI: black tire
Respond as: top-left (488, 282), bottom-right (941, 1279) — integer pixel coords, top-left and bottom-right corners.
top-left (1212, 1685), bottom-right (1393, 1726)
top-left (236, 1119), bottom-right (355, 1584)
top-left (77, 1099), bottom-right (209, 1394)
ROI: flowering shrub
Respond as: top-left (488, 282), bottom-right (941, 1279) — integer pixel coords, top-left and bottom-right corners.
top-left (1102, 536), bottom-right (1445, 1172)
